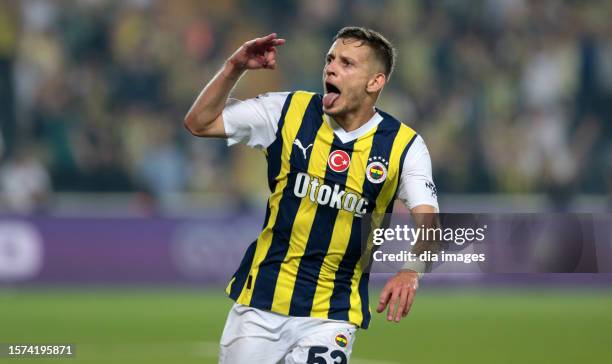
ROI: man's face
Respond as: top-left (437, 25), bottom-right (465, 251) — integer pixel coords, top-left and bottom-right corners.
top-left (322, 38), bottom-right (381, 117)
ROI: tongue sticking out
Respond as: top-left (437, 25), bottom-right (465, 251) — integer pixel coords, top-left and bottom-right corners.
top-left (323, 92), bottom-right (340, 109)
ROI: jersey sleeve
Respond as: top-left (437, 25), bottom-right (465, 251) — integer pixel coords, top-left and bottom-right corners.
top-left (222, 92), bottom-right (289, 149)
top-left (397, 135), bottom-right (439, 211)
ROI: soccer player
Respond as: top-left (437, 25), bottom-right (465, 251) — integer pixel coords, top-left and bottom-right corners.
top-left (185, 27), bottom-right (438, 363)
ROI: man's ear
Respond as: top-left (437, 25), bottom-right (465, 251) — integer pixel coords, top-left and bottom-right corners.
top-left (366, 73), bottom-right (386, 93)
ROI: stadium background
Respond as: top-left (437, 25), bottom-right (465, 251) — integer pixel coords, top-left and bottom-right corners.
top-left (1, 1), bottom-right (611, 363)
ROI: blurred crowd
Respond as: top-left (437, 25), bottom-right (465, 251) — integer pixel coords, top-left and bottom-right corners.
top-left (0, 0), bottom-right (611, 213)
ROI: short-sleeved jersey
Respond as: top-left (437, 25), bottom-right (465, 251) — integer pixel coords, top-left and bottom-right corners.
top-left (225, 91), bottom-right (420, 328)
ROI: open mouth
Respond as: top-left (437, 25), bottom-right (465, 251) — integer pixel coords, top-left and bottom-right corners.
top-left (324, 82), bottom-right (341, 109)
top-left (325, 82), bottom-right (341, 94)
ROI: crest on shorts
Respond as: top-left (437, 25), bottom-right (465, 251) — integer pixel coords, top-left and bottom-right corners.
top-left (366, 156), bottom-right (388, 184)
top-left (334, 333), bottom-right (348, 348)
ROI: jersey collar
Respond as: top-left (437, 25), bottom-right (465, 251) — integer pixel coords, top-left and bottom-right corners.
top-left (324, 110), bottom-right (383, 144)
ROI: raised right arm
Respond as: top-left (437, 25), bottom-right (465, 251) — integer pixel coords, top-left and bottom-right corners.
top-left (183, 33), bottom-right (285, 138)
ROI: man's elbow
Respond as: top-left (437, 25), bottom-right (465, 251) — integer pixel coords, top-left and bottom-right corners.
top-left (183, 113), bottom-right (206, 136)
top-left (184, 113), bottom-right (225, 138)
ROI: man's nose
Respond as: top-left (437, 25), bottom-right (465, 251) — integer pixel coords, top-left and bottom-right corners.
top-left (325, 62), bottom-right (336, 76)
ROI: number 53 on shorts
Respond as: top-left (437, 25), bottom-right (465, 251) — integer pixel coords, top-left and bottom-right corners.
top-left (306, 345), bottom-right (347, 364)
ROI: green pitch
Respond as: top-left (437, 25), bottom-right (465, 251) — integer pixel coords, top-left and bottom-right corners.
top-left (1, 286), bottom-right (611, 364)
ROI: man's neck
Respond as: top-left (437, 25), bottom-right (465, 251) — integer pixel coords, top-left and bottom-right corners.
top-left (329, 107), bottom-right (376, 132)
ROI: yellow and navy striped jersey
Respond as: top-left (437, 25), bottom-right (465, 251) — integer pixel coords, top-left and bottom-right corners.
top-left (226, 91), bottom-right (417, 328)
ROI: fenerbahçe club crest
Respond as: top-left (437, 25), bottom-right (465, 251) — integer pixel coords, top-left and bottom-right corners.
top-left (366, 156), bottom-right (388, 184)
top-left (334, 333), bottom-right (348, 348)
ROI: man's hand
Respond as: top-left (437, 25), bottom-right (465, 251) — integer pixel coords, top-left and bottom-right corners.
top-left (376, 270), bottom-right (419, 323)
top-left (184, 33), bottom-right (285, 137)
top-left (226, 33), bottom-right (285, 75)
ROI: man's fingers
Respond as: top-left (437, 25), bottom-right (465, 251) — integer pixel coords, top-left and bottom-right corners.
top-left (395, 287), bottom-right (409, 322)
top-left (266, 47), bottom-right (276, 63)
top-left (242, 36), bottom-right (284, 70)
top-left (242, 36), bottom-right (270, 52)
top-left (255, 33), bottom-right (277, 45)
top-left (253, 33), bottom-right (285, 48)
top-left (376, 285), bottom-right (392, 313)
top-left (262, 46), bottom-right (277, 69)
top-left (402, 288), bottom-right (416, 317)
top-left (387, 288), bottom-right (399, 321)
top-left (265, 60), bottom-right (276, 69)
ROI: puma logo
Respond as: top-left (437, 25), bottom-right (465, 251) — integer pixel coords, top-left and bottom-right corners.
top-left (293, 139), bottom-right (313, 159)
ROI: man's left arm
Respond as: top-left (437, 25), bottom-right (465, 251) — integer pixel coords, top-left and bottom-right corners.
top-left (376, 135), bottom-right (440, 322)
